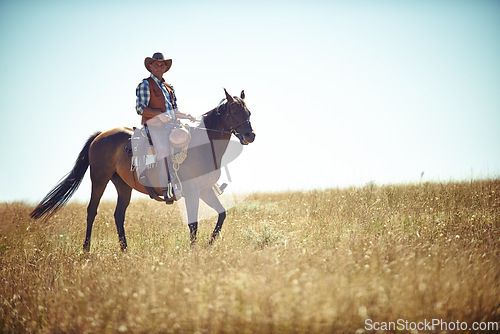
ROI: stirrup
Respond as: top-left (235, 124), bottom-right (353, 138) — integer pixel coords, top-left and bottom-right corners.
top-left (140, 174), bottom-right (164, 202)
top-left (213, 183), bottom-right (228, 196)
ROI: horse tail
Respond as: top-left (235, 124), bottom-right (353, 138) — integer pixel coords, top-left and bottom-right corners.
top-left (30, 132), bottom-right (102, 220)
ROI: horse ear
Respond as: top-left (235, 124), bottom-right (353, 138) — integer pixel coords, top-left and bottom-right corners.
top-left (224, 88), bottom-right (234, 103)
top-left (240, 90), bottom-right (245, 99)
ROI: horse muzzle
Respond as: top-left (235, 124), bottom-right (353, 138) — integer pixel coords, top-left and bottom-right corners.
top-left (236, 131), bottom-right (255, 145)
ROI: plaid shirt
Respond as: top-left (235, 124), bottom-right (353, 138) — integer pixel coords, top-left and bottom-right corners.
top-left (135, 74), bottom-right (177, 120)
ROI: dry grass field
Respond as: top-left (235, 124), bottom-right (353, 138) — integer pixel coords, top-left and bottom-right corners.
top-left (1, 180), bottom-right (499, 333)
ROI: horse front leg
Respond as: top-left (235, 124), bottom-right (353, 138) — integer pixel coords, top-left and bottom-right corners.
top-left (200, 188), bottom-right (226, 244)
top-left (188, 222), bottom-right (198, 245)
top-left (184, 186), bottom-right (200, 245)
top-left (210, 211), bottom-right (226, 244)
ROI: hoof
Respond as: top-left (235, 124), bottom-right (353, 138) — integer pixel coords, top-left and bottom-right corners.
top-left (209, 232), bottom-right (220, 245)
top-left (190, 239), bottom-right (197, 247)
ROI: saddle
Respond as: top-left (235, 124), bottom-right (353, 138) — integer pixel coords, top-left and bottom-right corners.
top-left (126, 124), bottom-right (190, 155)
top-left (125, 124), bottom-right (192, 203)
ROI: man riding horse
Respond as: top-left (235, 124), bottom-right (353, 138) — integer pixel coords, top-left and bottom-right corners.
top-left (30, 52), bottom-right (255, 251)
top-left (135, 52), bottom-right (196, 203)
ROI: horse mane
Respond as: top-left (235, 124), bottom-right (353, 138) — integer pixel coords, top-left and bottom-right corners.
top-left (201, 101), bottom-right (226, 130)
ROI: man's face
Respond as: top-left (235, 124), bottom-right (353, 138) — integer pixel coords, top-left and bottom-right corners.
top-left (150, 61), bottom-right (166, 78)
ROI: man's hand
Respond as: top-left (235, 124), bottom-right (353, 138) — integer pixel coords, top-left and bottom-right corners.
top-left (176, 110), bottom-right (197, 122)
top-left (158, 113), bottom-right (172, 123)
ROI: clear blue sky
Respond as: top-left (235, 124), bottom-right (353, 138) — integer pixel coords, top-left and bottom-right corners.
top-left (1, 0), bottom-right (499, 203)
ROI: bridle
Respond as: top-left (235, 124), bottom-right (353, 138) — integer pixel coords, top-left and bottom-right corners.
top-left (196, 99), bottom-right (250, 136)
top-left (224, 101), bottom-right (251, 137)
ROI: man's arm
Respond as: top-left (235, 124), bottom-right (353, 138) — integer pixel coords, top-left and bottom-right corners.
top-left (175, 110), bottom-right (197, 122)
top-left (136, 80), bottom-right (150, 115)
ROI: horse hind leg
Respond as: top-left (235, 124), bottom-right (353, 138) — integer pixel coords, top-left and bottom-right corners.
top-left (200, 188), bottom-right (226, 244)
top-left (111, 174), bottom-right (132, 251)
top-left (83, 177), bottom-right (109, 252)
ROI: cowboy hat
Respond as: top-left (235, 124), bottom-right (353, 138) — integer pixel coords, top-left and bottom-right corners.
top-left (144, 52), bottom-right (172, 73)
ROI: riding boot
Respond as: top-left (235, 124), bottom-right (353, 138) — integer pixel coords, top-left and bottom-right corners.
top-left (161, 181), bottom-right (176, 204)
top-left (161, 158), bottom-right (177, 204)
top-left (162, 187), bottom-right (175, 205)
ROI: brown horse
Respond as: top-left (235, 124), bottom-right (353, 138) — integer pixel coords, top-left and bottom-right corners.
top-left (30, 89), bottom-right (255, 251)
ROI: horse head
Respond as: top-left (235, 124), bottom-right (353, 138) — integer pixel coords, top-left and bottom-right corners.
top-left (224, 88), bottom-right (255, 145)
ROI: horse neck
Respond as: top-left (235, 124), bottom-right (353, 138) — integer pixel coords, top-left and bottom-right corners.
top-left (200, 102), bottom-right (232, 163)
top-left (201, 102), bottom-right (232, 138)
